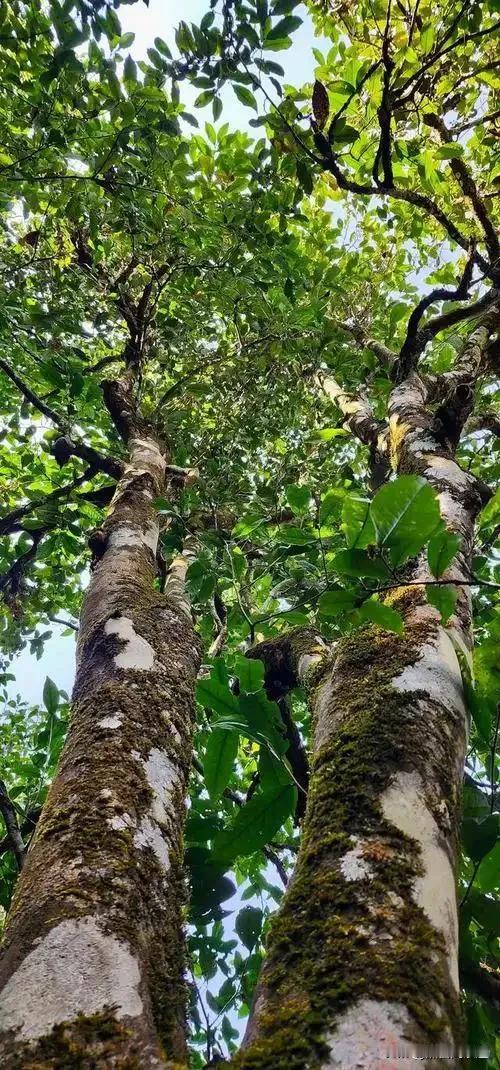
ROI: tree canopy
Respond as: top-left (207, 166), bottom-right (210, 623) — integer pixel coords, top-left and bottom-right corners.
top-left (0, 0), bottom-right (499, 1065)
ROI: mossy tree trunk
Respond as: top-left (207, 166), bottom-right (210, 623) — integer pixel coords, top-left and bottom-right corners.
top-left (233, 315), bottom-right (498, 1070)
top-left (0, 378), bottom-right (200, 1069)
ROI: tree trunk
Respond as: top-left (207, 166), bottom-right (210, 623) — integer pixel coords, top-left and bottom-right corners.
top-left (233, 363), bottom-right (490, 1068)
top-left (0, 421), bottom-right (200, 1068)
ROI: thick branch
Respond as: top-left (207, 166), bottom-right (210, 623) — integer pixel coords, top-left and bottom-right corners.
top-left (0, 357), bottom-right (123, 479)
top-left (320, 376), bottom-right (383, 447)
top-left (337, 320), bottom-right (396, 369)
top-left (0, 473), bottom-right (89, 537)
top-left (394, 245), bottom-right (477, 380)
top-left (0, 781), bottom-right (26, 870)
top-left (0, 356), bottom-right (63, 424)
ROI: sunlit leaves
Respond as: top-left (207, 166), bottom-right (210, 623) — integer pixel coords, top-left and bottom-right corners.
top-left (370, 476), bottom-right (441, 567)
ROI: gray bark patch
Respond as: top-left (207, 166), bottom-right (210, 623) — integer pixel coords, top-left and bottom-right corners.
top-left (0, 916), bottom-right (142, 1041)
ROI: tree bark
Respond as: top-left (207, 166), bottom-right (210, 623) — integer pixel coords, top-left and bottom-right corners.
top-left (232, 321), bottom-right (497, 1069)
top-left (0, 419), bottom-right (200, 1068)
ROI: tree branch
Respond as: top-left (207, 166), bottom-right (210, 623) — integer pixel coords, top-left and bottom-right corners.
top-left (336, 320), bottom-right (396, 369)
top-left (423, 113), bottom-right (500, 271)
top-left (394, 244), bottom-right (478, 380)
top-left (0, 780), bottom-right (26, 870)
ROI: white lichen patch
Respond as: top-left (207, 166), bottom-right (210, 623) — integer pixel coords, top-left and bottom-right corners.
top-left (0, 916), bottom-right (142, 1041)
top-left (98, 714), bottom-right (122, 729)
top-left (104, 615), bottom-right (155, 671)
top-left (339, 840), bottom-right (374, 883)
top-left (132, 748), bottom-right (181, 870)
top-left (108, 522), bottom-right (158, 554)
top-left (324, 997), bottom-right (420, 1069)
top-left (380, 771), bottom-right (459, 991)
top-left (134, 817), bottom-right (170, 869)
top-left (108, 813), bottom-right (134, 832)
top-left (391, 625), bottom-right (467, 724)
top-left (141, 747), bottom-right (179, 825)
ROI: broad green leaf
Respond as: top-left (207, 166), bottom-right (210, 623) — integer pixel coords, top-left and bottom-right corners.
top-left (427, 529), bottom-right (461, 578)
top-left (233, 85), bottom-right (257, 111)
top-left (123, 55), bottom-right (137, 82)
top-left (43, 677), bottom-right (59, 716)
top-left (358, 598), bottom-right (404, 635)
top-left (204, 729), bottom-right (239, 801)
top-left (341, 493), bottom-right (376, 549)
top-left (436, 144), bottom-right (464, 159)
top-left (196, 668), bottom-right (239, 718)
top-left (232, 655), bottom-right (265, 694)
top-left (462, 815), bottom-right (498, 863)
top-left (285, 483), bottom-right (310, 513)
top-left (266, 15), bottom-right (302, 40)
top-left (468, 888), bottom-right (500, 934)
top-left (211, 784), bottom-right (296, 862)
top-left (259, 746), bottom-right (292, 791)
top-left (333, 549), bottom-right (390, 580)
top-left (235, 906), bottom-right (263, 950)
top-left (320, 488), bottom-right (344, 526)
top-left (318, 588), bottom-right (356, 616)
top-left (426, 583), bottom-right (458, 624)
top-left (239, 691), bottom-right (287, 754)
top-left (370, 475), bottom-right (440, 566)
top-left (477, 841), bottom-right (500, 893)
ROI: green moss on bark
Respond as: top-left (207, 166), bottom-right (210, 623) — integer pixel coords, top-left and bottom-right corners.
top-left (233, 589), bottom-right (465, 1068)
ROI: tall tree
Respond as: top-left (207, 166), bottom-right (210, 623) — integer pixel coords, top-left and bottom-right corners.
top-left (0, 0), bottom-right (499, 1068)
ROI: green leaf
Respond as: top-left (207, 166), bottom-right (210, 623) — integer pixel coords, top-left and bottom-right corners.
top-left (196, 666), bottom-right (239, 718)
top-left (123, 54), bottom-right (137, 83)
top-left (272, 0), bottom-right (301, 12)
top-left (239, 691), bottom-right (287, 754)
top-left (154, 36), bottom-right (172, 57)
top-left (333, 549), bottom-right (390, 580)
top-left (462, 815), bottom-right (498, 864)
top-left (358, 598), bottom-right (404, 635)
top-left (286, 483), bottom-right (310, 513)
top-left (266, 15), bottom-right (302, 40)
top-left (477, 841), bottom-right (500, 893)
top-left (435, 144), bottom-right (465, 159)
top-left (342, 493), bottom-right (376, 549)
top-left (235, 905), bottom-right (263, 950)
top-left (426, 583), bottom-right (458, 624)
top-left (468, 888), bottom-right (500, 934)
top-left (213, 96), bottom-right (223, 120)
top-left (427, 529), bottom-right (461, 578)
top-left (43, 677), bottom-right (59, 716)
top-left (211, 784), bottom-right (296, 863)
top-left (276, 525), bottom-right (315, 546)
top-left (314, 428), bottom-right (348, 442)
top-left (232, 655), bottom-right (265, 694)
top-left (204, 729), bottom-right (239, 801)
top-left (296, 158), bottom-right (313, 195)
top-left (259, 746), bottom-right (292, 791)
top-left (318, 588), bottom-right (356, 617)
top-left (233, 85), bottom-right (258, 111)
top-left (370, 475), bottom-right (440, 566)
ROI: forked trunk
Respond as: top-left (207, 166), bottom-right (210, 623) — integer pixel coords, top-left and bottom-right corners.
top-left (234, 371), bottom-right (487, 1070)
top-left (0, 425), bottom-right (200, 1068)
